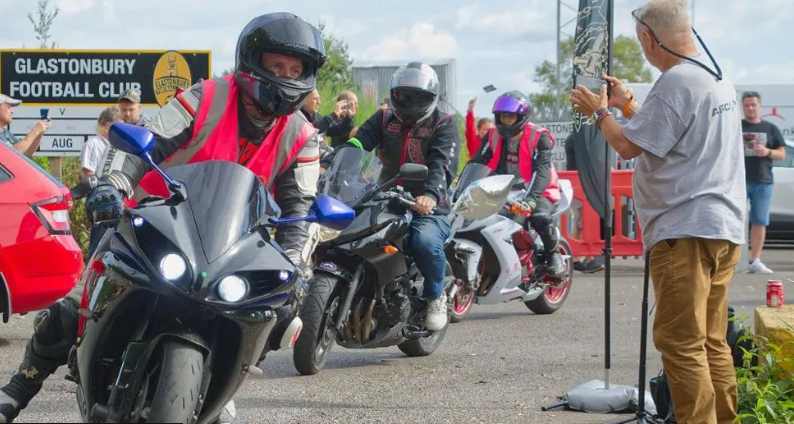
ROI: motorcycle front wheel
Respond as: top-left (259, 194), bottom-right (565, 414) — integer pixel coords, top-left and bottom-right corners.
top-left (137, 340), bottom-right (204, 424)
top-left (293, 274), bottom-right (340, 375)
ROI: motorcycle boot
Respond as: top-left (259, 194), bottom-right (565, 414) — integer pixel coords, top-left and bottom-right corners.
top-left (538, 224), bottom-right (565, 281)
top-left (0, 299), bottom-right (78, 423)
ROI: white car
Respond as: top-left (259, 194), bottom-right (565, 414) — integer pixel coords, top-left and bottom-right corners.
top-left (769, 139), bottom-right (794, 241)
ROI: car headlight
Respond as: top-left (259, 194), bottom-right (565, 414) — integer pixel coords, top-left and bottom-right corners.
top-left (159, 254), bottom-right (187, 281)
top-left (218, 275), bottom-right (248, 303)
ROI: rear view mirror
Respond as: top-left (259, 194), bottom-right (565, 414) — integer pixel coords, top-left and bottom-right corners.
top-left (399, 164), bottom-right (428, 181)
top-left (108, 123), bottom-right (155, 157)
top-left (311, 195), bottom-right (355, 231)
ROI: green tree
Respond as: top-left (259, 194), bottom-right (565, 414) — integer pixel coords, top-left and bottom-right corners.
top-left (530, 35), bottom-right (653, 113)
top-left (28, 0), bottom-right (59, 49)
top-left (315, 21), bottom-right (353, 94)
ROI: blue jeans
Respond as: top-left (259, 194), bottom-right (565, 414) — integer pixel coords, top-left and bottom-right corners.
top-left (407, 215), bottom-right (451, 300)
top-left (747, 182), bottom-right (773, 226)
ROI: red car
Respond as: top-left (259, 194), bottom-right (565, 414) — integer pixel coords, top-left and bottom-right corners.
top-left (0, 142), bottom-right (83, 321)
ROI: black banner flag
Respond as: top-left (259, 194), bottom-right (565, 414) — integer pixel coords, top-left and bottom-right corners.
top-left (571, 0), bottom-right (614, 220)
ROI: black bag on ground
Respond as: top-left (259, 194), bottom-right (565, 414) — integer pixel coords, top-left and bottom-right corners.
top-left (650, 306), bottom-right (751, 424)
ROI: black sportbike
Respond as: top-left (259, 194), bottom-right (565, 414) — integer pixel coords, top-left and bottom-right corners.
top-left (67, 123), bottom-right (354, 423)
top-left (292, 148), bottom-right (511, 375)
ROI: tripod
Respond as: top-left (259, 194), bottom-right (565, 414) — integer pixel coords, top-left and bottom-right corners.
top-left (607, 252), bottom-right (658, 424)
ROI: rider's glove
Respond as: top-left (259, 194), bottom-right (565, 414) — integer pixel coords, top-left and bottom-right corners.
top-left (508, 199), bottom-right (536, 218)
top-left (86, 183), bottom-right (124, 226)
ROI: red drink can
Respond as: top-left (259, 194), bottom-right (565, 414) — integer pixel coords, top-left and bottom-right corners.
top-left (767, 280), bottom-right (784, 308)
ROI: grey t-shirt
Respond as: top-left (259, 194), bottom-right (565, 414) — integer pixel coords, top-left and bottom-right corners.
top-left (623, 60), bottom-right (746, 250)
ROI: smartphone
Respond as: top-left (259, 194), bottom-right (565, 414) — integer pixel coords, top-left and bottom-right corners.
top-left (342, 101), bottom-right (350, 110)
top-left (483, 84), bottom-right (497, 93)
top-left (574, 75), bottom-right (610, 97)
top-left (40, 108), bottom-right (51, 122)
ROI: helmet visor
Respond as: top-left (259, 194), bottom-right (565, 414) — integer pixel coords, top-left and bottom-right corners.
top-left (391, 88), bottom-right (436, 114)
top-left (390, 67), bottom-right (437, 92)
top-left (492, 96), bottom-right (528, 115)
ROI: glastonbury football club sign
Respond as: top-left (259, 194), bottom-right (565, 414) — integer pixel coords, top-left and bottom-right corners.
top-left (0, 49), bottom-right (210, 156)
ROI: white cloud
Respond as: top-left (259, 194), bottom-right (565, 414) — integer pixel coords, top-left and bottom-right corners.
top-left (509, 71), bottom-right (544, 96)
top-left (456, 3), bottom-right (552, 42)
top-left (358, 23), bottom-right (458, 62)
top-left (56, 0), bottom-right (95, 14)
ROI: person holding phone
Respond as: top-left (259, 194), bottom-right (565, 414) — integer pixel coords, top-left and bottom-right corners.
top-left (465, 97), bottom-right (494, 157)
top-left (569, 1), bottom-right (745, 422)
top-left (0, 94), bottom-right (50, 158)
top-left (740, 91), bottom-right (785, 274)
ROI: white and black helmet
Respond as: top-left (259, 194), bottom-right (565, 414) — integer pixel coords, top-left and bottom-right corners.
top-left (389, 62), bottom-right (439, 125)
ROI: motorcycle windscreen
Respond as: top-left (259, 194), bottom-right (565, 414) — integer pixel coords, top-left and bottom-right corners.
top-left (453, 163), bottom-right (493, 202)
top-left (167, 161), bottom-right (279, 263)
top-left (322, 147), bottom-right (383, 206)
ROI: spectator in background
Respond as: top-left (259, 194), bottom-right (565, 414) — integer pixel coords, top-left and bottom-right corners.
top-left (741, 91), bottom-right (785, 274)
top-left (301, 89), bottom-right (356, 145)
top-left (570, 1), bottom-right (745, 422)
top-left (80, 106), bottom-right (122, 177)
top-left (464, 97), bottom-right (494, 157)
top-left (564, 133), bottom-right (605, 273)
top-left (327, 90), bottom-right (358, 148)
top-left (118, 88), bottom-right (147, 126)
top-left (0, 94), bottom-right (50, 158)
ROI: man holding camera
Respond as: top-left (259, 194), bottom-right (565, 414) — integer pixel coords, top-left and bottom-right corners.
top-left (570, 1), bottom-right (745, 423)
top-left (0, 94), bottom-right (50, 158)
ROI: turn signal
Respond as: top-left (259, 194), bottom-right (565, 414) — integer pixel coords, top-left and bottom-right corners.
top-left (383, 245), bottom-right (398, 254)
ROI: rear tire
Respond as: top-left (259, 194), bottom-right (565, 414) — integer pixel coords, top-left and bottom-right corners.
top-left (525, 239), bottom-right (573, 315)
top-left (145, 341), bottom-right (204, 424)
top-left (398, 324), bottom-right (448, 357)
top-left (293, 274), bottom-right (340, 376)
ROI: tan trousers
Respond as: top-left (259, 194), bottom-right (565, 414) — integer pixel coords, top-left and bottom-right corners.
top-left (650, 238), bottom-right (741, 424)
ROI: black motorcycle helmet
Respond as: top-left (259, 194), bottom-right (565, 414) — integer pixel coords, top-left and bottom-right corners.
top-left (389, 62), bottom-right (440, 125)
top-left (234, 13), bottom-right (326, 118)
top-left (492, 90), bottom-right (532, 139)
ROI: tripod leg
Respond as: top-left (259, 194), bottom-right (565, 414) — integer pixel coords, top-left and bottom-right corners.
top-left (604, 253), bottom-right (655, 424)
top-left (541, 399), bottom-right (568, 411)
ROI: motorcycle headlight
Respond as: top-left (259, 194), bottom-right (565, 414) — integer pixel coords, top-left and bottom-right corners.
top-left (159, 254), bottom-right (187, 281)
top-left (279, 270), bottom-right (292, 282)
top-left (218, 275), bottom-right (248, 303)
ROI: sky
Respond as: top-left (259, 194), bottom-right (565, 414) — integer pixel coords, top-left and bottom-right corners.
top-left (1, 0), bottom-right (793, 117)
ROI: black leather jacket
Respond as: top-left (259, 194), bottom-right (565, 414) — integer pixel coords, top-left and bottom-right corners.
top-left (353, 108), bottom-right (460, 213)
top-left (99, 82), bottom-right (319, 266)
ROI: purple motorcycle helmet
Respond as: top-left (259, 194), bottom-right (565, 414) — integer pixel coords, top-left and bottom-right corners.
top-left (492, 91), bottom-right (532, 139)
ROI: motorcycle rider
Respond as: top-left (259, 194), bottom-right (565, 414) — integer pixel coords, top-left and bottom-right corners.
top-left (340, 62), bottom-right (459, 331)
top-left (0, 12), bottom-right (324, 423)
top-left (470, 90), bottom-right (565, 278)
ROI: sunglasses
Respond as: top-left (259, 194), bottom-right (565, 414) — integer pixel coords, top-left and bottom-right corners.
top-left (632, 8), bottom-right (722, 81)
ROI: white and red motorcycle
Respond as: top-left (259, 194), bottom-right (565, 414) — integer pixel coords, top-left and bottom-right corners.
top-left (445, 163), bottom-right (574, 322)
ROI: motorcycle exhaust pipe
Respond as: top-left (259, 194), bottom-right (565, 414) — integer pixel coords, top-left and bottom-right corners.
top-left (361, 298), bottom-right (376, 344)
top-left (353, 298), bottom-right (364, 343)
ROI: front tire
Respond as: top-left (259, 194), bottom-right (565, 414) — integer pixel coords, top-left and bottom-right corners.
top-left (144, 341), bottom-right (204, 424)
top-left (449, 283), bottom-right (474, 323)
top-left (525, 239), bottom-right (573, 315)
top-left (293, 274), bottom-right (340, 375)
